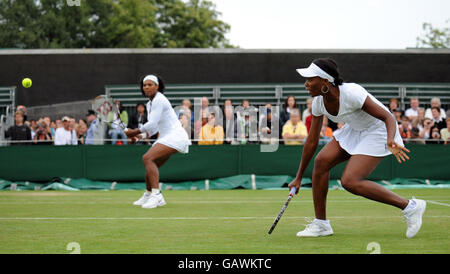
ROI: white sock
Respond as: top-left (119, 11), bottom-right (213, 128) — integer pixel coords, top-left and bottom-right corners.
top-left (314, 218), bottom-right (330, 225)
top-left (151, 188), bottom-right (161, 195)
top-left (403, 199), bottom-right (416, 213)
top-left (145, 190), bottom-right (151, 196)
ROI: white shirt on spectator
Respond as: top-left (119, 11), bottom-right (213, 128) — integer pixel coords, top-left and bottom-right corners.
top-left (302, 109), bottom-right (311, 123)
top-left (54, 127), bottom-right (78, 145)
top-left (405, 108), bottom-right (418, 118)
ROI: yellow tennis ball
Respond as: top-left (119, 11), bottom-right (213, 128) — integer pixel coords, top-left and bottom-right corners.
top-left (22, 78), bottom-right (32, 88)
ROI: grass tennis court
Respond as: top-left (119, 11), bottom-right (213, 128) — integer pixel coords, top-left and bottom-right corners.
top-left (0, 189), bottom-right (448, 254)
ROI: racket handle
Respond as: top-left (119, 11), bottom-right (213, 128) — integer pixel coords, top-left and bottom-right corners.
top-left (289, 187), bottom-right (297, 196)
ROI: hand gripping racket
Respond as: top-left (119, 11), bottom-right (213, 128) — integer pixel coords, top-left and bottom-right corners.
top-left (268, 187), bottom-right (297, 234)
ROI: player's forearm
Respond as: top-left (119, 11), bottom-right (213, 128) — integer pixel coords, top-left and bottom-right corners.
top-left (384, 114), bottom-right (397, 144)
top-left (294, 136), bottom-right (318, 180)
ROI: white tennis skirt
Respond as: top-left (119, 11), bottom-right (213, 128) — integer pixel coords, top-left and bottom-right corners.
top-left (153, 127), bottom-right (191, 154)
top-left (333, 120), bottom-right (404, 157)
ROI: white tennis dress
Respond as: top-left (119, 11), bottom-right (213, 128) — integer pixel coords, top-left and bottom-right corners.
top-left (139, 92), bottom-right (191, 153)
top-left (312, 83), bottom-right (404, 157)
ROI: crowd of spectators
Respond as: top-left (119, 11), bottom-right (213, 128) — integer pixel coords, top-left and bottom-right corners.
top-left (2, 96), bottom-right (450, 146)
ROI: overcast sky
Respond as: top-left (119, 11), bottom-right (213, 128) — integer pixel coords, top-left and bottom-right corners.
top-left (210, 0), bottom-right (449, 49)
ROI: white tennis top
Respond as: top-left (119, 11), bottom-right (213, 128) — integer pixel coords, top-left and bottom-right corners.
top-left (139, 92), bottom-right (182, 137)
top-left (312, 83), bottom-right (389, 131)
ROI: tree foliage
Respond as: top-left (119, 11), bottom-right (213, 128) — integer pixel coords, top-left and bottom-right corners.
top-left (416, 20), bottom-right (449, 49)
top-left (0, 0), bottom-right (234, 48)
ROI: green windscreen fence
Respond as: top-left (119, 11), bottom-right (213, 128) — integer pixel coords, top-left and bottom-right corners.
top-left (0, 144), bottom-right (449, 190)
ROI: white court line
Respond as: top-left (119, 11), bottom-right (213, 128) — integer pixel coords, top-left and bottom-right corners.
top-left (427, 200), bottom-right (450, 207)
top-left (0, 216), bottom-right (449, 221)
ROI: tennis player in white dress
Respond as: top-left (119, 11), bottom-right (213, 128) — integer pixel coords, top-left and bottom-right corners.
top-left (288, 58), bottom-right (426, 238)
top-left (126, 74), bottom-right (191, 209)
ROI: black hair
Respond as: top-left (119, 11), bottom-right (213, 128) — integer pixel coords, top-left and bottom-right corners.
top-left (283, 95), bottom-right (298, 111)
top-left (136, 103), bottom-right (146, 110)
top-left (139, 74), bottom-right (165, 97)
top-left (431, 106), bottom-right (441, 113)
top-left (312, 58), bottom-right (344, 86)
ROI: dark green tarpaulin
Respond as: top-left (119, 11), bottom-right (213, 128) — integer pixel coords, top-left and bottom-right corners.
top-left (0, 144), bottom-right (449, 182)
top-left (1, 176), bottom-right (449, 191)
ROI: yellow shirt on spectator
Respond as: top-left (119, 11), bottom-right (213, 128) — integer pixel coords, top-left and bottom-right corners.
top-left (441, 128), bottom-right (450, 142)
top-left (198, 124), bottom-right (224, 145)
top-left (282, 121), bottom-right (307, 145)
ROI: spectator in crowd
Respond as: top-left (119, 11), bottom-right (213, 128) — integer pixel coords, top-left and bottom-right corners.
top-left (430, 106), bottom-right (446, 131)
top-left (425, 97), bottom-right (446, 120)
top-left (282, 108), bottom-right (307, 145)
top-left (194, 97), bottom-right (210, 139)
top-left (405, 97), bottom-right (420, 121)
top-left (198, 112), bottom-right (224, 145)
top-left (241, 99), bottom-right (250, 109)
top-left (129, 103), bottom-right (148, 130)
top-left (319, 116), bottom-right (333, 145)
top-left (224, 99), bottom-right (233, 108)
top-left (399, 114), bottom-right (412, 140)
top-left (85, 110), bottom-right (98, 145)
top-left (413, 108), bottom-right (426, 130)
top-left (280, 95), bottom-right (298, 127)
top-left (389, 98), bottom-right (400, 113)
top-left (50, 121), bottom-right (57, 137)
top-left (76, 120), bottom-right (88, 144)
top-left (302, 97), bottom-right (313, 123)
top-left (4, 111), bottom-right (31, 145)
top-left (409, 127), bottom-right (424, 144)
top-left (42, 116), bottom-right (55, 137)
top-left (235, 99), bottom-right (258, 144)
top-left (16, 105), bottom-right (28, 121)
top-left (180, 99), bottom-right (193, 123)
top-left (223, 101), bottom-right (235, 144)
top-left (259, 104), bottom-right (278, 144)
top-left (55, 119), bottom-right (63, 129)
top-left (440, 118), bottom-right (450, 145)
top-left (392, 108), bottom-right (403, 124)
top-left (179, 113), bottom-right (193, 140)
top-left (419, 118), bottom-right (433, 140)
top-left (29, 119), bottom-right (37, 139)
top-left (430, 127), bottom-right (442, 144)
top-left (107, 100), bottom-right (129, 145)
top-left (33, 122), bottom-right (52, 145)
top-left (69, 118), bottom-right (76, 131)
top-left (54, 116), bottom-right (77, 145)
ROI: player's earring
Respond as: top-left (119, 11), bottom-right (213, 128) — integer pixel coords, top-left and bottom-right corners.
top-left (321, 85), bottom-right (329, 94)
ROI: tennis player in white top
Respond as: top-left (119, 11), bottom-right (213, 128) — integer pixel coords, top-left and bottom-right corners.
top-left (126, 74), bottom-right (191, 209)
top-left (288, 58), bottom-right (426, 238)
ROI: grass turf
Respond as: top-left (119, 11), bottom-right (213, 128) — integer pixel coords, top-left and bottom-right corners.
top-left (0, 189), bottom-right (448, 254)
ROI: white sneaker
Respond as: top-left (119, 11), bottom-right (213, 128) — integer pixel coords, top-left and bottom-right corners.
top-left (403, 198), bottom-right (426, 238)
top-left (133, 192), bottom-right (150, 206)
top-left (141, 192), bottom-right (166, 209)
top-left (296, 218), bottom-right (334, 237)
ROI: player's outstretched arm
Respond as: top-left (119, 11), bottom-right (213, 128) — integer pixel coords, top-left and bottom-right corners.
top-left (288, 115), bottom-right (323, 194)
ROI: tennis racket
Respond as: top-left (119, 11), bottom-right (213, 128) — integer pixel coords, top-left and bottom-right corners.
top-left (268, 187), bottom-right (297, 234)
top-left (91, 95), bottom-right (127, 130)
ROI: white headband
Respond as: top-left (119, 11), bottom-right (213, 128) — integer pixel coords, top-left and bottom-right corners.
top-left (296, 63), bottom-right (335, 84)
top-left (143, 75), bottom-right (159, 85)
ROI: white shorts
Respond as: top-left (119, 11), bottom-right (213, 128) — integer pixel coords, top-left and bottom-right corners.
top-left (153, 127), bottom-right (191, 154)
top-left (333, 120), bottom-right (404, 157)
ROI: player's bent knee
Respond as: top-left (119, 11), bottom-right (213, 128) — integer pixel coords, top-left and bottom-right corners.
top-left (340, 175), bottom-right (359, 193)
top-left (314, 155), bottom-right (333, 173)
top-left (142, 154), bottom-right (156, 166)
